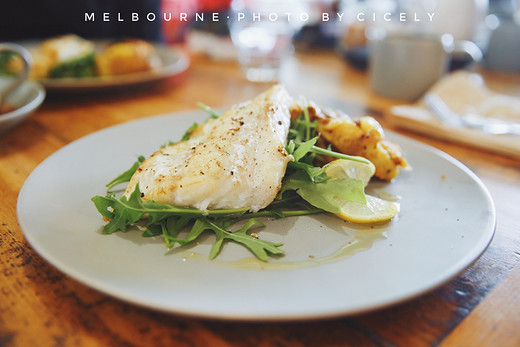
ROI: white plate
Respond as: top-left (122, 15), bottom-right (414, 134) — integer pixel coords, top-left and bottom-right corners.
top-left (20, 41), bottom-right (189, 91)
top-left (17, 112), bottom-right (495, 320)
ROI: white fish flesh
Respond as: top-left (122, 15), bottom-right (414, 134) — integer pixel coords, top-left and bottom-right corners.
top-left (124, 85), bottom-right (293, 212)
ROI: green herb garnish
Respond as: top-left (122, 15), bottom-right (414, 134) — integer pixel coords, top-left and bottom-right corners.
top-left (180, 122), bottom-right (199, 141)
top-left (48, 53), bottom-right (96, 78)
top-left (196, 102), bottom-right (221, 119)
top-left (105, 156), bottom-right (145, 190)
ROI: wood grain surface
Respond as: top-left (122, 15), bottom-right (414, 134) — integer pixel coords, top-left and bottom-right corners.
top-left (1, 51), bottom-right (519, 347)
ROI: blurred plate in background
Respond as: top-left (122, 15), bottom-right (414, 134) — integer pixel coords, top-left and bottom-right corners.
top-left (20, 41), bottom-right (189, 92)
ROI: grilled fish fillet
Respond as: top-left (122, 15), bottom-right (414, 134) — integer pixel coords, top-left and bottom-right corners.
top-left (124, 85), bottom-right (293, 212)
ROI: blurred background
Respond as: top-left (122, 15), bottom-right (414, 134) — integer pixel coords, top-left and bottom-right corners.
top-left (0, 0), bottom-right (519, 96)
top-left (1, 0), bottom-right (518, 70)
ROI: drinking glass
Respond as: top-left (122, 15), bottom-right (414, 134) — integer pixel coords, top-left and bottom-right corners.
top-left (228, 0), bottom-right (306, 82)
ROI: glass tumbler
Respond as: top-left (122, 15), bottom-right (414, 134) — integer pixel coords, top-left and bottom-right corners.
top-left (228, 0), bottom-right (304, 82)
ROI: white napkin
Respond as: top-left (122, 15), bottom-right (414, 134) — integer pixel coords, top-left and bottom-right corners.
top-left (390, 71), bottom-right (520, 159)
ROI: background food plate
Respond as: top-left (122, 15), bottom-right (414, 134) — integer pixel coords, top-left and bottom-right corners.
top-left (17, 111), bottom-right (495, 320)
top-left (20, 41), bottom-right (189, 91)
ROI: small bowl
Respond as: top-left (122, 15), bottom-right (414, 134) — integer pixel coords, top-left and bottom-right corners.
top-left (0, 77), bottom-right (45, 135)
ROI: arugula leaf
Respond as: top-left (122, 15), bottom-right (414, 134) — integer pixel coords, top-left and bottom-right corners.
top-left (181, 122), bottom-right (199, 141)
top-left (292, 137), bottom-right (317, 162)
top-left (91, 184), bottom-right (248, 234)
top-left (289, 113), bottom-right (316, 142)
top-left (223, 206), bottom-right (324, 226)
top-left (286, 140), bottom-right (296, 154)
top-left (178, 103), bottom-right (220, 141)
top-left (301, 97), bottom-right (312, 140)
top-left (178, 218), bottom-right (208, 244)
top-left (197, 102), bottom-right (221, 119)
top-left (160, 221), bottom-right (175, 249)
top-left (105, 156), bottom-right (145, 190)
top-left (204, 219), bottom-right (284, 261)
top-left (141, 224), bottom-right (162, 238)
top-left (140, 214), bottom-right (286, 261)
top-left (288, 161), bottom-right (326, 182)
top-left (309, 146), bottom-right (371, 165)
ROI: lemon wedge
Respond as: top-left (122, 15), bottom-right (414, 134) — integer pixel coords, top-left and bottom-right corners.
top-left (323, 158), bottom-right (399, 223)
top-left (336, 195), bottom-right (400, 224)
top-left (324, 158), bottom-right (375, 187)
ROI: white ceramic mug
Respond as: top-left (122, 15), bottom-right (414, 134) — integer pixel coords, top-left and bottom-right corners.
top-left (369, 32), bottom-right (482, 101)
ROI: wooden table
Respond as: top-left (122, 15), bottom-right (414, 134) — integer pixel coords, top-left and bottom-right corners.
top-left (1, 50), bottom-right (519, 346)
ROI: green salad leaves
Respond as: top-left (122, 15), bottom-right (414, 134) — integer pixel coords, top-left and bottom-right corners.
top-left (92, 102), bottom-right (368, 261)
top-left (48, 53), bottom-right (97, 78)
